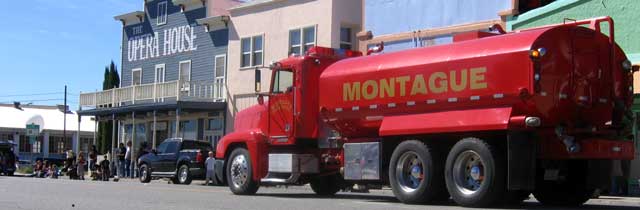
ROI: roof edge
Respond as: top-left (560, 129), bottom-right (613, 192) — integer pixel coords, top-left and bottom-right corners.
top-left (229, 0), bottom-right (286, 12)
top-left (507, 0), bottom-right (583, 30)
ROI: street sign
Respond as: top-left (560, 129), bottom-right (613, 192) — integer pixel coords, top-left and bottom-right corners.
top-left (26, 123), bottom-right (40, 137)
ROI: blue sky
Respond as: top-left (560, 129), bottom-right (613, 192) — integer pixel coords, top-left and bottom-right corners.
top-left (0, 0), bottom-right (140, 109)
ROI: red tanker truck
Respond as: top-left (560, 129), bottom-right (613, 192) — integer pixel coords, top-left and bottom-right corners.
top-left (215, 17), bottom-right (635, 207)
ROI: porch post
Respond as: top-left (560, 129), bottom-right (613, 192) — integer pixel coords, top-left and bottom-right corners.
top-left (93, 117), bottom-right (97, 146)
top-left (152, 110), bottom-right (157, 149)
top-left (131, 112), bottom-right (136, 178)
top-left (43, 132), bottom-right (50, 158)
top-left (76, 115), bottom-right (81, 162)
top-left (175, 108), bottom-right (181, 138)
top-left (111, 114), bottom-right (116, 159)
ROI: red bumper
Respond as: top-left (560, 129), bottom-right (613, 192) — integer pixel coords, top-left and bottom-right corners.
top-left (539, 138), bottom-right (635, 160)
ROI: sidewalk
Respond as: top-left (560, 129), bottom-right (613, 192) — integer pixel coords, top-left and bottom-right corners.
top-left (591, 196), bottom-right (640, 205)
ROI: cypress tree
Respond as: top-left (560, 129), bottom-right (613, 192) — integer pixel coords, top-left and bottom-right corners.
top-left (97, 62), bottom-right (121, 154)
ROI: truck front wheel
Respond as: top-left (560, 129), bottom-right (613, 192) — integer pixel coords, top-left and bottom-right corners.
top-left (226, 148), bottom-right (259, 195)
top-left (389, 140), bottom-right (448, 204)
top-left (445, 138), bottom-right (505, 207)
top-left (310, 174), bottom-right (343, 196)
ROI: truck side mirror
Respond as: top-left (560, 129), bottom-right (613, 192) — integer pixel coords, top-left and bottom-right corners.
top-left (257, 94), bottom-right (264, 105)
top-left (255, 68), bottom-right (261, 92)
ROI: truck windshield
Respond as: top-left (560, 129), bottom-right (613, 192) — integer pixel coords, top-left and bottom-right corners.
top-left (272, 69), bottom-right (293, 94)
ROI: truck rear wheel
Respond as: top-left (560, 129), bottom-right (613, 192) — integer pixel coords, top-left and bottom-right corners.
top-left (445, 138), bottom-right (505, 207)
top-left (177, 164), bottom-right (192, 185)
top-left (389, 140), bottom-right (448, 204)
top-left (503, 190), bottom-right (531, 205)
top-left (533, 162), bottom-right (592, 206)
top-left (310, 174), bottom-right (343, 196)
top-left (227, 148), bottom-right (259, 195)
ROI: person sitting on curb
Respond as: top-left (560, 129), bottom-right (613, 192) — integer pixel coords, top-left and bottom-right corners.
top-left (33, 160), bottom-right (43, 178)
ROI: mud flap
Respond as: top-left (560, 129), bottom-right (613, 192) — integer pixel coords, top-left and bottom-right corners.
top-left (508, 131), bottom-right (536, 191)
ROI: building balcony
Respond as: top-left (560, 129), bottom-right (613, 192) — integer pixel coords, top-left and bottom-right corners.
top-left (79, 80), bottom-right (225, 110)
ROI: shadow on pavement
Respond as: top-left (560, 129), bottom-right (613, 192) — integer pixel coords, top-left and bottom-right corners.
top-left (253, 192), bottom-right (399, 202)
top-left (253, 192), bottom-right (640, 210)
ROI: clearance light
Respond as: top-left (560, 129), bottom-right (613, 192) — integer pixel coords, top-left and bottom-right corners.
top-left (530, 48), bottom-right (546, 59)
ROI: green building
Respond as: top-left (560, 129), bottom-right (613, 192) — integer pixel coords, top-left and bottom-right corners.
top-left (508, 0), bottom-right (640, 193)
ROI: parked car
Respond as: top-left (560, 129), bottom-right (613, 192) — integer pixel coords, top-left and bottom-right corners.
top-left (0, 140), bottom-right (17, 176)
top-left (138, 138), bottom-right (213, 185)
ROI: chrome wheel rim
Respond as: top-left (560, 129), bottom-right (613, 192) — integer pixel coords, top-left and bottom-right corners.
top-left (179, 167), bottom-right (188, 183)
top-left (230, 154), bottom-right (249, 188)
top-left (395, 151), bottom-right (424, 193)
top-left (452, 150), bottom-right (485, 195)
top-left (141, 166), bottom-right (148, 180)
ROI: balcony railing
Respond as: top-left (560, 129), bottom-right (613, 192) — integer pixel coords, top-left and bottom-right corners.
top-left (79, 80), bottom-right (225, 109)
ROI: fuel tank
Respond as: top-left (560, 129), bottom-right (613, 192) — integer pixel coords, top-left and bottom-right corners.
top-left (318, 21), bottom-right (630, 138)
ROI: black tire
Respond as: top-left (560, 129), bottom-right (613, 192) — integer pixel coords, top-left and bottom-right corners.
top-left (389, 140), bottom-right (448, 204)
top-left (533, 162), bottom-right (592, 206)
top-left (7, 172), bottom-right (13, 176)
top-left (139, 164), bottom-right (151, 183)
top-left (445, 138), bottom-right (506, 207)
top-left (176, 164), bottom-right (192, 185)
top-left (310, 174), bottom-right (343, 196)
top-left (503, 190), bottom-right (530, 205)
top-left (226, 148), bottom-right (259, 195)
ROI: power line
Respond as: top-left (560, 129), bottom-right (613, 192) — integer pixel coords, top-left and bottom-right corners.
top-left (0, 92), bottom-right (65, 98)
top-left (0, 98), bottom-right (78, 104)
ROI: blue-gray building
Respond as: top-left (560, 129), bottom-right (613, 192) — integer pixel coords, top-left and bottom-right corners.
top-left (78, 0), bottom-right (233, 156)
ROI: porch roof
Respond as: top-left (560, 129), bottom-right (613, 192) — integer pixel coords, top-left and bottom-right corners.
top-left (76, 101), bottom-right (226, 117)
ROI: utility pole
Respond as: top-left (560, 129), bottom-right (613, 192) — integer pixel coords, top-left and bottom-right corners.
top-left (63, 85), bottom-right (67, 149)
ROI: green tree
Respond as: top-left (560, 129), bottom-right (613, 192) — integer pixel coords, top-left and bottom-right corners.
top-left (97, 61), bottom-right (120, 154)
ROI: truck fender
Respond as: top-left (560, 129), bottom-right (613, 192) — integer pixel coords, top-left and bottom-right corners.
top-left (176, 156), bottom-right (192, 168)
top-left (379, 107), bottom-right (513, 136)
top-left (216, 129), bottom-right (269, 181)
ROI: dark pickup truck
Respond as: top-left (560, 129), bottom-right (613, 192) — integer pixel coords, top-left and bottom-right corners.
top-left (0, 140), bottom-right (17, 176)
top-left (138, 138), bottom-right (213, 184)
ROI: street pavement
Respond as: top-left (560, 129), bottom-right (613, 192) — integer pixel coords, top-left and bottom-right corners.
top-left (1, 176), bottom-right (639, 210)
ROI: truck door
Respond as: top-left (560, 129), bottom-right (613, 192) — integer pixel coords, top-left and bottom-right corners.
top-left (159, 141), bottom-right (179, 172)
top-left (268, 69), bottom-right (295, 143)
top-left (150, 141), bottom-right (168, 172)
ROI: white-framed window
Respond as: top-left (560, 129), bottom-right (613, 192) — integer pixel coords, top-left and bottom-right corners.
top-left (155, 64), bottom-right (165, 83)
top-left (340, 27), bottom-right (353, 50)
top-left (179, 60), bottom-right (191, 81)
top-left (289, 25), bottom-right (316, 55)
top-left (214, 54), bottom-right (226, 100)
top-left (240, 35), bottom-right (263, 68)
top-left (132, 68), bottom-right (142, 85)
top-left (214, 54), bottom-right (226, 79)
top-left (157, 1), bottom-right (168, 25)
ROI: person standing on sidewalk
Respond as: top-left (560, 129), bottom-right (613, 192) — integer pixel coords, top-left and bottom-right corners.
top-left (88, 145), bottom-right (98, 180)
top-left (203, 151), bottom-right (216, 186)
top-left (77, 153), bottom-right (86, 180)
top-left (117, 143), bottom-right (126, 178)
top-left (125, 141), bottom-right (132, 178)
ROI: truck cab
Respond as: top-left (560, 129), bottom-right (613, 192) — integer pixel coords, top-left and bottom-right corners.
top-left (216, 47), bottom-right (361, 194)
